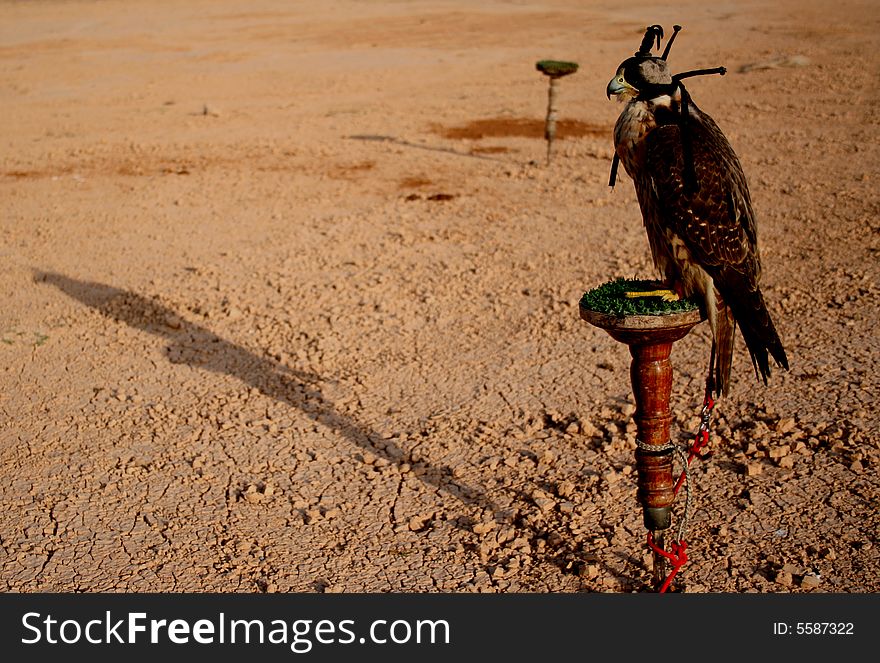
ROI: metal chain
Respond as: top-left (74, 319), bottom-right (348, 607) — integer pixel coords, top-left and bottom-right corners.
top-left (636, 438), bottom-right (692, 544)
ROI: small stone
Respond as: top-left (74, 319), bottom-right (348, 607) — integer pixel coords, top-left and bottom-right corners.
top-left (768, 445), bottom-right (790, 459)
top-left (546, 532), bottom-right (564, 548)
top-left (778, 456), bottom-right (795, 469)
top-left (580, 420), bottom-right (598, 437)
top-left (534, 497), bottom-right (556, 512)
top-left (775, 570), bottom-right (792, 587)
top-left (745, 462), bottom-right (764, 476)
top-left (473, 521), bottom-right (496, 535)
top-left (512, 538), bottom-right (531, 552)
top-left (776, 417), bottom-right (797, 434)
top-left (408, 514), bottom-right (431, 531)
top-left (241, 484), bottom-right (266, 503)
top-left (565, 422), bottom-right (580, 435)
top-left (555, 480), bottom-right (575, 498)
top-left (601, 576), bottom-right (622, 590)
top-left (164, 314), bottom-right (182, 329)
top-left (582, 564), bottom-right (599, 579)
top-left (266, 583), bottom-right (278, 593)
top-left (800, 573), bottom-right (821, 589)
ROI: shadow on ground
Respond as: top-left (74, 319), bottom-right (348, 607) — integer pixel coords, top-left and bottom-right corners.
top-left (36, 270), bottom-right (499, 518)
top-left (36, 271), bottom-right (649, 590)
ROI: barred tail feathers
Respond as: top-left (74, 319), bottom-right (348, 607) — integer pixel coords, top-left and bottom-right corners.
top-left (713, 294), bottom-right (736, 397)
top-left (719, 273), bottom-right (788, 387)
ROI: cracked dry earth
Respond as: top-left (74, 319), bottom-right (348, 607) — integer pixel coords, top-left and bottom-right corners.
top-left (2, 0), bottom-right (878, 593)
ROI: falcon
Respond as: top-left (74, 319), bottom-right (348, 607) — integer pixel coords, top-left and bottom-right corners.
top-left (606, 24), bottom-right (788, 396)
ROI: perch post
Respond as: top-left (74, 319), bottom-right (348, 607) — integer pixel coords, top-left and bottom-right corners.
top-left (535, 60), bottom-right (578, 165)
top-left (579, 280), bottom-right (705, 588)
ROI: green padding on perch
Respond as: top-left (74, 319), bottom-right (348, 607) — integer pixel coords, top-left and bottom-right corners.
top-left (580, 278), bottom-right (700, 316)
top-left (536, 60), bottom-right (579, 77)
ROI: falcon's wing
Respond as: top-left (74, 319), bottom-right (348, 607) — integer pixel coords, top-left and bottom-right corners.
top-left (642, 108), bottom-right (759, 279)
top-left (642, 108), bottom-right (787, 384)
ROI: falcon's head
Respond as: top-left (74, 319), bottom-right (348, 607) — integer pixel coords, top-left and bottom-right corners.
top-left (606, 24), bottom-right (674, 102)
top-left (606, 24), bottom-right (726, 104)
top-left (607, 58), bottom-right (673, 101)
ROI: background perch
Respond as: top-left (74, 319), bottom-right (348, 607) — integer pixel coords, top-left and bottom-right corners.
top-left (535, 59), bottom-right (578, 164)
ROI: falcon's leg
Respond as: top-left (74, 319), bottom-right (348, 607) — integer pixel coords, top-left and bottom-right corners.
top-left (706, 341), bottom-right (717, 401)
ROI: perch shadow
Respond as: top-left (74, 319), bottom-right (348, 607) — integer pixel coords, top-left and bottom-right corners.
top-left (36, 271), bottom-right (498, 519)
top-left (346, 134), bottom-right (506, 162)
top-left (435, 117), bottom-right (606, 141)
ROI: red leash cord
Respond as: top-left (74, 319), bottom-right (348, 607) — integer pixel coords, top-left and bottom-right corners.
top-left (647, 532), bottom-right (689, 593)
top-left (673, 392), bottom-right (714, 496)
top-left (650, 386), bottom-right (714, 592)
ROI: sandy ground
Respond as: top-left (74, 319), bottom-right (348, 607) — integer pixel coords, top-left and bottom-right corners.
top-left (1, 0), bottom-right (878, 593)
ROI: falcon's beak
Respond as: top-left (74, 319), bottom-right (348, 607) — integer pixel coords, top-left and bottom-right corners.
top-left (606, 75), bottom-right (632, 100)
